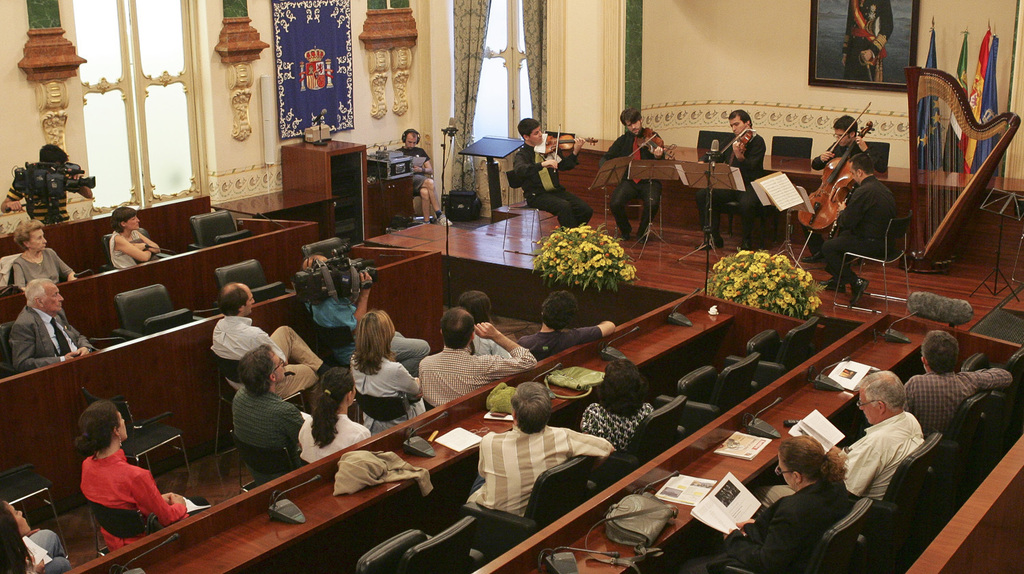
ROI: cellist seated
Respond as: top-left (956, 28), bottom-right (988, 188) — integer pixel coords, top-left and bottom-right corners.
top-left (802, 114), bottom-right (889, 263)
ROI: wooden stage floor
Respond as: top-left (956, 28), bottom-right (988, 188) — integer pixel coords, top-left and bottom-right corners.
top-left (365, 206), bottom-right (1018, 329)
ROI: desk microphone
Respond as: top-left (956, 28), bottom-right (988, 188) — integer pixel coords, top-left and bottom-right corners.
top-left (75, 268), bottom-right (94, 278)
top-left (403, 411), bottom-right (450, 457)
top-left (269, 474), bottom-right (322, 524)
top-left (599, 325), bottom-right (640, 361)
top-left (111, 532), bottom-right (180, 574)
top-left (636, 470), bottom-right (681, 494)
top-left (255, 210), bottom-right (287, 230)
top-left (809, 355), bottom-right (851, 392)
top-left (743, 397), bottom-right (783, 439)
top-left (878, 312), bottom-right (917, 344)
top-left (667, 288), bottom-right (702, 327)
top-left (531, 362), bottom-right (564, 382)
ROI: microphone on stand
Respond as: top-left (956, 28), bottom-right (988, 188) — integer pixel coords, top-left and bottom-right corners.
top-left (110, 533), bottom-right (181, 574)
top-left (442, 117), bottom-right (458, 137)
top-left (531, 362), bottom-right (564, 382)
top-left (403, 411), bottom-right (450, 457)
top-left (879, 312), bottom-right (917, 344)
top-left (636, 470), bottom-right (681, 494)
top-left (809, 355), bottom-right (851, 392)
top-left (704, 139), bottom-right (721, 164)
top-left (743, 397), bottom-right (784, 439)
top-left (599, 325), bottom-right (640, 361)
top-left (907, 291), bottom-right (974, 326)
top-left (269, 474), bottom-right (322, 524)
top-left (667, 287), bottom-right (703, 326)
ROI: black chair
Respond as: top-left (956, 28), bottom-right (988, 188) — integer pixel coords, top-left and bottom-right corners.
top-left (188, 210), bottom-right (252, 250)
top-left (836, 213), bottom-right (913, 313)
top-left (214, 259), bottom-right (286, 303)
top-left (866, 141), bottom-right (891, 173)
top-left (959, 390), bottom-right (1006, 504)
top-left (676, 353), bottom-right (761, 437)
top-left (725, 317), bottom-right (819, 388)
top-left (771, 136), bottom-right (814, 159)
top-left (997, 344), bottom-right (1024, 452)
top-left (0, 321), bottom-right (17, 377)
top-left (232, 431), bottom-right (297, 491)
top-left (397, 516), bottom-right (480, 574)
top-left (80, 388), bottom-right (190, 475)
top-left (460, 455), bottom-right (596, 563)
top-left (628, 395), bottom-right (688, 464)
top-left (113, 284), bottom-right (195, 339)
top-left (301, 237), bottom-right (348, 258)
top-left (960, 352), bottom-right (990, 372)
top-left (212, 353), bottom-right (243, 455)
top-left (356, 391), bottom-right (409, 424)
top-left (862, 432), bottom-right (942, 573)
top-left (356, 529), bottom-right (429, 574)
top-left (697, 130), bottom-right (735, 150)
top-left (0, 464), bottom-right (65, 548)
top-left (87, 500), bottom-right (159, 556)
top-left (724, 497), bottom-right (872, 574)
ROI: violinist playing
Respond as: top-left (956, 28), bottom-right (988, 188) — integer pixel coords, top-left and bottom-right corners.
top-left (695, 109), bottom-right (767, 251)
top-left (802, 115), bottom-right (889, 263)
top-left (601, 108), bottom-right (664, 242)
top-left (512, 118), bottom-right (593, 228)
top-left (820, 152), bottom-right (896, 307)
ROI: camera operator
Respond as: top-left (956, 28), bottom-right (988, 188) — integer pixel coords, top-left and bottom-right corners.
top-left (300, 254), bottom-right (430, 376)
top-left (4, 144), bottom-right (94, 223)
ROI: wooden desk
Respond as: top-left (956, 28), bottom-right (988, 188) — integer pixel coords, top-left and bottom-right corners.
top-left (213, 190), bottom-right (335, 241)
top-left (69, 294), bottom-right (811, 574)
top-left (476, 317), bottom-right (1018, 573)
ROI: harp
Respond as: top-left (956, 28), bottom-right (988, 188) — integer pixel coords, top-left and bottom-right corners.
top-left (905, 66), bottom-right (1020, 272)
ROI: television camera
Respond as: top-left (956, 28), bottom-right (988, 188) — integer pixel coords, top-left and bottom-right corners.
top-left (11, 161), bottom-right (96, 224)
top-left (293, 248), bottom-right (378, 304)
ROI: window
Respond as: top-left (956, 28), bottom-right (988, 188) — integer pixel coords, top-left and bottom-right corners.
top-left (472, 0), bottom-right (533, 139)
top-left (73, 0), bottom-right (201, 209)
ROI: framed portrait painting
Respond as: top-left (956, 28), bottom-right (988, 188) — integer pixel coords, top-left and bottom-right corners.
top-left (809, 0), bottom-right (919, 91)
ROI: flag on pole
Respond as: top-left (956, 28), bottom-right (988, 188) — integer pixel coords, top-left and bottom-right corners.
top-left (972, 36), bottom-right (999, 171)
top-left (963, 29), bottom-right (992, 172)
top-left (944, 32), bottom-right (969, 172)
top-left (917, 28), bottom-right (943, 170)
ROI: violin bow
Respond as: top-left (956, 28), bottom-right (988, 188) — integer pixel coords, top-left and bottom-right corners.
top-left (826, 102), bottom-right (871, 153)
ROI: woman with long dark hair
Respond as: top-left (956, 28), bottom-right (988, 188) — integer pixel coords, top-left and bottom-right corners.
top-left (0, 501), bottom-right (70, 574)
top-left (75, 400), bottom-right (193, 551)
top-left (299, 368), bottom-right (370, 462)
top-left (351, 310), bottom-right (424, 433)
top-left (456, 291), bottom-right (510, 357)
top-left (580, 359), bottom-right (653, 449)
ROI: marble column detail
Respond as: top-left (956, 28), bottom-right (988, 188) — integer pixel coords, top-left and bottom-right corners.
top-left (18, 27), bottom-right (86, 146)
top-left (359, 8), bottom-right (418, 119)
top-left (214, 17), bottom-right (269, 142)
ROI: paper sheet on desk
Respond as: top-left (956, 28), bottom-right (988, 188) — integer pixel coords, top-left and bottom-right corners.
top-left (435, 427), bottom-right (483, 452)
top-left (828, 360), bottom-right (876, 391)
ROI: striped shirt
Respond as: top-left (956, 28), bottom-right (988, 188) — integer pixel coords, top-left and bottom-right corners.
top-left (420, 345), bottom-right (536, 407)
top-left (468, 426), bottom-right (613, 516)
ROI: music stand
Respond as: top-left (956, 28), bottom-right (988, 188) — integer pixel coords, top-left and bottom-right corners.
top-left (972, 188), bottom-right (1024, 300)
top-left (458, 137), bottom-right (524, 211)
top-left (677, 160), bottom-right (742, 292)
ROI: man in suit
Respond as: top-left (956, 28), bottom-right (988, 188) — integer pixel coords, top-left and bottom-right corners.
top-left (10, 278), bottom-right (94, 372)
top-left (512, 118), bottom-right (592, 228)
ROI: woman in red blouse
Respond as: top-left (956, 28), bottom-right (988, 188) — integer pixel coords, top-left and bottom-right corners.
top-left (74, 400), bottom-right (189, 551)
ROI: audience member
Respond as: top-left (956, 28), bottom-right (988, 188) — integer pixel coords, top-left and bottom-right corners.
top-left (4, 144), bottom-right (93, 223)
top-left (232, 345), bottom-right (305, 484)
top-left (468, 382), bottom-right (613, 516)
top-left (351, 310), bottom-right (425, 433)
top-left (580, 359), bottom-right (653, 450)
top-left (74, 400), bottom-right (192, 551)
top-left (298, 367), bottom-right (369, 463)
top-left (1, 500), bottom-right (70, 574)
top-left (212, 282), bottom-right (323, 398)
top-left (518, 290), bottom-right (614, 360)
top-left (10, 220), bottom-right (75, 288)
top-left (301, 255), bottom-right (430, 375)
top-left (679, 436), bottom-right (851, 574)
top-left (108, 206), bottom-right (161, 269)
top-left (906, 330), bottom-right (1012, 433)
top-left (421, 308), bottom-right (537, 407)
top-left (457, 290), bottom-right (510, 358)
top-left (10, 279), bottom-right (93, 372)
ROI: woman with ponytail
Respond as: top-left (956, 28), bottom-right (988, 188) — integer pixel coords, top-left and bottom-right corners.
top-left (75, 400), bottom-right (194, 551)
top-left (679, 435), bottom-right (852, 574)
top-left (298, 368), bottom-right (370, 462)
top-left (351, 310), bottom-right (424, 433)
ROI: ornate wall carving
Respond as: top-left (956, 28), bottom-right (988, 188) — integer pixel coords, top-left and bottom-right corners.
top-left (215, 17), bottom-right (269, 142)
top-left (209, 165), bottom-right (283, 203)
top-left (359, 8), bottom-right (418, 118)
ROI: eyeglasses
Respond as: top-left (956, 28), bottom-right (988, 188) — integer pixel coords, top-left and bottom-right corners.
top-left (856, 398), bottom-right (881, 408)
top-left (775, 466), bottom-right (796, 476)
top-left (273, 359), bottom-right (286, 371)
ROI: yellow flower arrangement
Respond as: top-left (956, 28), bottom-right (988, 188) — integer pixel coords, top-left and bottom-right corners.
top-left (707, 250), bottom-right (822, 318)
top-left (533, 225), bottom-right (637, 291)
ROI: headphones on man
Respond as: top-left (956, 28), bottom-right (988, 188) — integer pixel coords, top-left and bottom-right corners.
top-left (402, 129), bottom-right (420, 145)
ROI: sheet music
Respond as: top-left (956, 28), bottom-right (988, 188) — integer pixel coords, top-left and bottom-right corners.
top-left (729, 167), bottom-right (744, 191)
top-left (674, 164), bottom-right (690, 186)
top-left (752, 172), bottom-right (804, 211)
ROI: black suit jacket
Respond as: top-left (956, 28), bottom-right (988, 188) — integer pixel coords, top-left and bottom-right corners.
top-left (10, 306), bottom-right (94, 372)
top-left (512, 145), bottom-right (578, 198)
top-left (723, 480), bottom-right (852, 574)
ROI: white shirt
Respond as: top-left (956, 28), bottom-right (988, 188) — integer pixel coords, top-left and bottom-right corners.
top-left (844, 411), bottom-right (924, 499)
top-left (211, 315), bottom-right (285, 360)
top-left (32, 307), bottom-right (78, 359)
top-left (298, 414), bottom-right (370, 463)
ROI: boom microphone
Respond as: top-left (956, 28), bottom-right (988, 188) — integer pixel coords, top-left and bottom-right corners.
top-left (269, 474), bottom-right (322, 524)
top-left (907, 291), bottom-right (974, 327)
top-left (599, 325), bottom-right (640, 361)
top-left (111, 532), bottom-right (181, 574)
top-left (743, 397), bottom-right (783, 439)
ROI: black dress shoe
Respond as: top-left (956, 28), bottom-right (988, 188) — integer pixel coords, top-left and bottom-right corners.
top-left (849, 278), bottom-right (869, 306)
top-left (712, 235), bottom-right (724, 248)
top-left (620, 232), bottom-right (631, 241)
top-left (801, 253), bottom-right (824, 263)
top-left (738, 241), bottom-right (753, 251)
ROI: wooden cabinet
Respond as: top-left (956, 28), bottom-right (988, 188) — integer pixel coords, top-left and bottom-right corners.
top-left (282, 141), bottom-right (368, 244)
top-left (366, 163), bottom-right (415, 237)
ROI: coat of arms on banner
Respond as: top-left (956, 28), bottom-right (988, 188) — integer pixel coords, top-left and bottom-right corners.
top-left (273, 0), bottom-right (354, 139)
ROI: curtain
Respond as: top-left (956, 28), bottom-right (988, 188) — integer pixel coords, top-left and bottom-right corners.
top-left (522, 0), bottom-right (546, 123)
top-left (451, 0), bottom-right (491, 191)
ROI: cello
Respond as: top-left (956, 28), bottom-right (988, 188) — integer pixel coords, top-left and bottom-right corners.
top-left (798, 121), bottom-right (874, 231)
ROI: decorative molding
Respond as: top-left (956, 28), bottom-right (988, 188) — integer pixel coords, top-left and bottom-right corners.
top-left (18, 28), bottom-right (86, 82)
top-left (643, 101), bottom-right (910, 142)
top-left (36, 81), bottom-right (69, 148)
top-left (228, 63), bottom-right (255, 141)
top-left (215, 17), bottom-right (268, 143)
top-left (208, 165), bottom-right (283, 203)
top-left (359, 8), bottom-right (418, 118)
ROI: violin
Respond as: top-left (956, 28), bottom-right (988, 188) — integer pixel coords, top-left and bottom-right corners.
top-left (637, 128), bottom-right (677, 160)
top-left (540, 132), bottom-right (598, 156)
top-left (798, 121), bottom-right (875, 232)
top-left (733, 129), bottom-right (754, 155)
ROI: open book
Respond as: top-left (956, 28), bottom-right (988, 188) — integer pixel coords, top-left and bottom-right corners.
top-left (751, 172), bottom-right (813, 211)
top-left (789, 409), bottom-right (845, 451)
top-left (690, 472), bottom-right (762, 534)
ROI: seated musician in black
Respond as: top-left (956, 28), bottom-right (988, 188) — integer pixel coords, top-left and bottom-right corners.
top-left (512, 118), bottom-right (593, 228)
top-left (802, 114), bottom-right (889, 263)
top-left (694, 109), bottom-right (766, 251)
top-left (820, 152), bottom-right (896, 306)
top-left (602, 108), bottom-right (664, 242)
